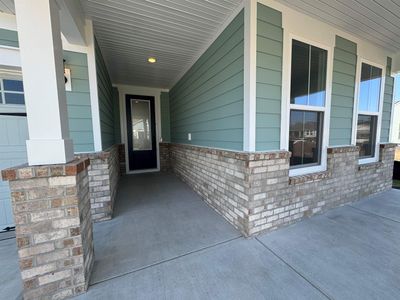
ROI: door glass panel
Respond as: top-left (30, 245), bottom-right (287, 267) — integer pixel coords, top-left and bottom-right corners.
top-left (131, 99), bottom-right (152, 151)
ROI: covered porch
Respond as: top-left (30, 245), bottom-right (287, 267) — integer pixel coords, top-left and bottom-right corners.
top-left (2, 172), bottom-right (400, 299)
top-left (0, 0), bottom-right (399, 299)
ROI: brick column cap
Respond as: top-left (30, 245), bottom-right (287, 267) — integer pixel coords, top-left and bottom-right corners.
top-left (167, 142), bottom-right (291, 161)
top-left (380, 143), bottom-right (398, 149)
top-left (327, 145), bottom-right (359, 154)
top-left (1, 158), bottom-right (90, 181)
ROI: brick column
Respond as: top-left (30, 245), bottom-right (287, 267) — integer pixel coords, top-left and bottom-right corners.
top-left (1, 158), bottom-right (94, 300)
top-left (78, 144), bottom-right (121, 222)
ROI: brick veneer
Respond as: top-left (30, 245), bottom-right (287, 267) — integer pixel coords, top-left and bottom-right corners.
top-left (118, 144), bottom-right (126, 174)
top-left (77, 144), bottom-right (122, 222)
top-left (159, 143), bottom-right (171, 172)
top-left (161, 142), bottom-right (396, 236)
top-left (1, 158), bottom-right (94, 300)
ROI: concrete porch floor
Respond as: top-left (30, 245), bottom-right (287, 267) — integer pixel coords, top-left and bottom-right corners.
top-left (1, 173), bottom-right (400, 299)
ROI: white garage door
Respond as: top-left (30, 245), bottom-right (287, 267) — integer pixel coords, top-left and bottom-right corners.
top-left (0, 114), bottom-right (28, 230)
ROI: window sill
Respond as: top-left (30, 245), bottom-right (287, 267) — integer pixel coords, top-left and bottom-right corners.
top-left (289, 164), bottom-right (326, 177)
top-left (358, 161), bottom-right (383, 171)
top-left (289, 170), bottom-right (331, 185)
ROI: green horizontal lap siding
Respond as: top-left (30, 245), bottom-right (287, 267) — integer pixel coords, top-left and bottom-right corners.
top-left (381, 57), bottom-right (394, 143)
top-left (95, 38), bottom-right (115, 150)
top-left (329, 36), bottom-right (357, 146)
top-left (64, 51), bottom-right (95, 152)
top-left (160, 92), bottom-right (171, 142)
top-left (0, 28), bottom-right (18, 47)
top-left (169, 10), bottom-right (244, 151)
top-left (256, 3), bottom-right (283, 151)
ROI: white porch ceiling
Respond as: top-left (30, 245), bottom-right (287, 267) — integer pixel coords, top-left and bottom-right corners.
top-left (2, 0), bottom-right (400, 87)
top-left (81, 0), bottom-right (244, 89)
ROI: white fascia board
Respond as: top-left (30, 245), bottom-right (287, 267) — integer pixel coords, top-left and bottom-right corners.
top-left (0, 12), bottom-right (17, 30)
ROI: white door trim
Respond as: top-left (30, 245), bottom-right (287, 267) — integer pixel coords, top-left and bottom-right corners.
top-left (115, 84), bottom-right (162, 174)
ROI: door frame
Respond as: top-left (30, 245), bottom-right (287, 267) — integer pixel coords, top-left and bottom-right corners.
top-left (116, 85), bottom-right (166, 174)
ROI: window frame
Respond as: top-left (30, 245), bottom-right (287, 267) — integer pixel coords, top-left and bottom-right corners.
top-left (352, 58), bottom-right (385, 165)
top-left (0, 69), bottom-right (25, 114)
top-left (283, 35), bottom-right (333, 177)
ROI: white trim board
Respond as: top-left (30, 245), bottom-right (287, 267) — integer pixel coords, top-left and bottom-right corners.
top-left (115, 84), bottom-right (163, 174)
top-left (0, 46), bottom-right (20, 68)
top-left (243, 0), bottom-right (257, 152)
top-left (85, 19), bottom-right (102, 152)
top-left (0, 12), bottom-right (17, 30)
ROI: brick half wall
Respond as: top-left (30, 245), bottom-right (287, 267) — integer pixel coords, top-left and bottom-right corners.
top-left (161, 142), bottom-right (396, 237)
top-left (78, 144), bottom-right (122, 222)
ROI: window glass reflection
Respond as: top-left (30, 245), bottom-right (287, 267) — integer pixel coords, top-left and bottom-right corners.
top-left (4, 79), bottom-right (24, 92)
top-left (358, 63), bottom-right (382, 112)
top-left (290, 40), bottom-right (327, 107)
top-left (4, 93), bottom-right (25, 105)
top-left (356, 114), bottom-right (377, 158)
top-left (289, 110), bottom-right (323, 167)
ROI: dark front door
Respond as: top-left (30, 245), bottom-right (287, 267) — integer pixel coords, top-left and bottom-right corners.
top-left (126, 95), bottom-right (157, 171)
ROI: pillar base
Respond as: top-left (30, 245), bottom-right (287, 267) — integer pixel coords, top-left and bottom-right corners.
top-left (2, 158), bottom-right (94, 300)
top-left (26, 139), bottom-right (74, 166)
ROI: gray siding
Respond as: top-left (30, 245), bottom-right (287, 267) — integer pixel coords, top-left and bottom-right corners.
top-left (95, 38), bottom-right (117, 150)
top-left (381, 57), bottom-right (394, 143)
top-left (256, 3), bottom-right (283, 151)
top-left (160, 92), bottom-right (171, 142)
top-left (169, 10), bottom-right (244, 151)
top-left (329, 36), bottom-right (357, 146)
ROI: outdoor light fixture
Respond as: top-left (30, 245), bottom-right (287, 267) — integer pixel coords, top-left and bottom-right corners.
top-left (147, 57), bottom-right (157, 63)
top-left (63, 59), bottom-right (72, 91)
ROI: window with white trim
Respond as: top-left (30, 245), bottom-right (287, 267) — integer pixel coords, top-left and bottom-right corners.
top-left (355, 63), bottom-right (382, 159)
top-left (288, 39), bottom-right (327, 168)
top-left (0, 78), bottom-right (25, 105)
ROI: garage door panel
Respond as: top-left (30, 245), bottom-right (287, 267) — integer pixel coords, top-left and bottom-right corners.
top-left (0, 115), bottom-right (28, 230)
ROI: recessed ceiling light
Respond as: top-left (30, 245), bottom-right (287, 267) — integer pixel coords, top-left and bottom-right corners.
top-left (147, 57), bottom-right (156, 63)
